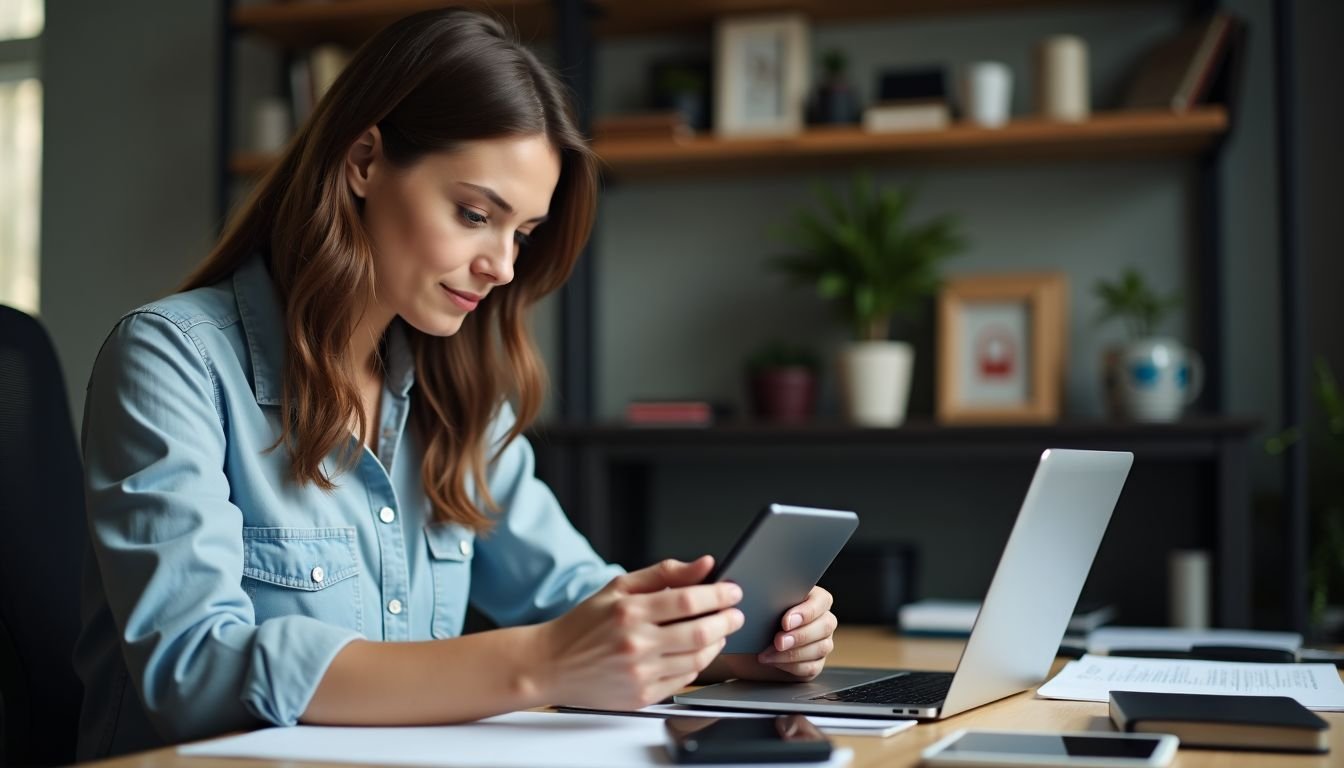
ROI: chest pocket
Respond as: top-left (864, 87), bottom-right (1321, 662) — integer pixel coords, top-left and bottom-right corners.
top-left (425, 524), bottom-right (474, 639)
top-left (242, 527), bottom-right (363, 634)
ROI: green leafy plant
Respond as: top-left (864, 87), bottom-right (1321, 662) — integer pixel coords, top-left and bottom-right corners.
top-left (1267, 357), bottom-right (1344, 634)
top-left (770, 174), bottom-right (964, 341)
top-left (1093, 268), bottom-right (1182, 340)
top-left (747, 341), bottom-right (820, 373)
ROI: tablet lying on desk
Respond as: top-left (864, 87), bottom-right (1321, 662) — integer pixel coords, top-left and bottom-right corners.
top-left (708, 503), bottom-right (859, 654)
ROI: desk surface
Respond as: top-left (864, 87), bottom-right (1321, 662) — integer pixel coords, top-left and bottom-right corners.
top-left (91, 626), bottom-right (1343, 768)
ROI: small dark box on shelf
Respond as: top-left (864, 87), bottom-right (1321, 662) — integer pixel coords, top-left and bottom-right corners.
top-left (818, 541), bottom-right (918, 626)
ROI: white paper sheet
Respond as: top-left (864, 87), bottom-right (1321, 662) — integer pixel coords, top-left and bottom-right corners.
top-left (1086, 626), bottom-right (1302, 654)
top-left (178, 711), bottom-right (855, 767)
top-left (1037, 654), bottom-right (1344, 711)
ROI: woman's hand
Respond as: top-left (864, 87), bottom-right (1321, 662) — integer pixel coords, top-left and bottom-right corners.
top-left (531, 556), bottom-right (745, 709)
top-left (709, 586), bottom-right (837, 683)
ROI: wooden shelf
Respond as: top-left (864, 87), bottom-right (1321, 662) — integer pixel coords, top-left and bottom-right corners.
top-left (231, 0), bottom-right (553, 48)
top-left (229, 107), bottom-right (1228, 180)
top-left (232, 0), bottom-right (1123, 46)
top-left (596, 108), bottom-right (1229, 180)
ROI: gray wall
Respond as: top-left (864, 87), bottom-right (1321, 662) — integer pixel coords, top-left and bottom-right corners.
top-left (40, 1), bottom-right (218, 424)
top-left (38, 2), bottom-right (1304, 519)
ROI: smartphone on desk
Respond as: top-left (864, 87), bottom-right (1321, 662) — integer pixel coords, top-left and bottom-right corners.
top-left (921, 729), bottom-right (1178, 767)
top-left (705, 503), bottom-right (858, 653)
top-left (665, 715), bottom-right (832, 764)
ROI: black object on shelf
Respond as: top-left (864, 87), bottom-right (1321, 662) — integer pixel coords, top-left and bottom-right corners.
top-left (818, 542), bottom-right (919, 626)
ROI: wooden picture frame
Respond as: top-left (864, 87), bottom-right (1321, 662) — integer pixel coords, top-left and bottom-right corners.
top-left (713, 14), bottom-right (810, 138)
top-left (937, 273), bottom-right (1068, 424)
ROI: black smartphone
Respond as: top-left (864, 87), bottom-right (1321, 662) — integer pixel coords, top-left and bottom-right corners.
top-left (665, 716), bottom-right (832, 764)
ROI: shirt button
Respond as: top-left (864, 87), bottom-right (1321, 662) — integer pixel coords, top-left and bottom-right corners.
top-left (387, 599), bottom-right (403, 615)
top-left (382, 427), bottom-right (396, 439)
top-left (378, 506), bottom-right (396, 524)
top-left (459, 539), bottom-right (473, 557)
top-left (311, 566), bottom-right (325, 583)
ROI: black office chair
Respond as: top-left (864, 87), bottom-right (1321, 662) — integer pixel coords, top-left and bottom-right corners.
top-left (0, 305), bottom-right (85, 766)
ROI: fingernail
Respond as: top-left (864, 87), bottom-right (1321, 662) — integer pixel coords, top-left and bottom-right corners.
top-left (786, 613), bottom-right (802, 631)
top-left (779, 635), bottom-right (795, 651)
top-left (726, 583), bottom-right (743, 602)
top-left (732, 609), bottom-right (746, 626)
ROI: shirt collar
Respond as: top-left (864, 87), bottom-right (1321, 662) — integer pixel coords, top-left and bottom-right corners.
top-left (232, 253), bottom-right (416, 406)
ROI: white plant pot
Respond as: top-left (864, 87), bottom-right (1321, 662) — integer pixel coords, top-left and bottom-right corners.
top-left (1104, 336), bottom-right (1204, 422)
top-left (838, 341), bottom-right (914, 427)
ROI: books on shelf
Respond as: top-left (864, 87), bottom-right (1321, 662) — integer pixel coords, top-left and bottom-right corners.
top-left (862, 101), bottom-right (951, 133)
top-left (624, 400), bottom-right (727, 427)
top-left (1109, 691), bottom-right (1329, 753)
top-left (592, 112), bottom-right (693, 143)
top-left (1125, 12), bottom-right (1239, 111)
top-left (898, 598), bottom-right (1116, 637)
top-left (864, 65), bottom-right (950, 133)
top-left (288, 44), bottom-right (352, 127)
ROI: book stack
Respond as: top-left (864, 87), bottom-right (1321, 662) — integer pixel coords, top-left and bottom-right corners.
top-left (624, 400), bottom-right (725, 427)
top-left (1125, 12), bottom-right (1242, 112)
top-left (1110, 691), bottom-right (1329, 753)
top-left (592, 112), bottom-right (693, 143)
top-left (289, 44), bottom-right (352, 127)
top-left (899, 598), bottom-right (1116, 637)
top-left (862, 67), bottom-right (950, 133)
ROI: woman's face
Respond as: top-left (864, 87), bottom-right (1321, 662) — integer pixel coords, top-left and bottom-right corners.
top-left (347, 131), bottom-right (561, 337)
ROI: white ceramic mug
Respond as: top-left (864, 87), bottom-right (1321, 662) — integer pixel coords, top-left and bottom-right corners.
top-left (1116, 337), bottom-right (1203, 422)
top-left (962, 61), bottom-right (1013, 128)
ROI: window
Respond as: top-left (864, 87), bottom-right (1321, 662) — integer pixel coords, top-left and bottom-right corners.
top-left (0, 0), bottom-right (43, 314)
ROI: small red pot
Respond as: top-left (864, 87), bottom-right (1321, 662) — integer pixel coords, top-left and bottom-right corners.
top-left (749, 367), bottom-right (818, 423)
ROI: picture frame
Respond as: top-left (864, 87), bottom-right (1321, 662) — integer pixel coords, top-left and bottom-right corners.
top-left (713, 14), bottom-right (810, 138)
top-left (936, 273), bottom-right (1068, 424)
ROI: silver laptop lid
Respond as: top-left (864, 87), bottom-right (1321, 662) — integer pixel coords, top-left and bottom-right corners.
top-left (939, 448), bottom-right (1132, 717)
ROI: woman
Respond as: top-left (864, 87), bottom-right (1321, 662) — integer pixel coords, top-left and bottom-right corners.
top-left (75, 9), bottom-right (837, 759)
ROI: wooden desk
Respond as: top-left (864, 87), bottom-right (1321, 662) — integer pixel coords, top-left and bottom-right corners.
top-left (91, 627), bottom-right (1341, 768)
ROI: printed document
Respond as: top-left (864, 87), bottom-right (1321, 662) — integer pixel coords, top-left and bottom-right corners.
top-left (1038, 654), bottom-right (1344, 711)
top-left (179, 710), bottom-right (856, 767)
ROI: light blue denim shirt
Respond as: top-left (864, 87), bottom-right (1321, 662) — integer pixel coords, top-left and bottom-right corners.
top-left (74, 253), bottom-right (624, 759)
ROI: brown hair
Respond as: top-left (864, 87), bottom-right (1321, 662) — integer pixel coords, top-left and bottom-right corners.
top-left (182, 9), bottom-right (596, 531)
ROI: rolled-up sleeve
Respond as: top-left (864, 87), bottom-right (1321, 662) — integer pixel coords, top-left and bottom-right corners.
top-left (82, 311), bottom-right (360, 742)
top-left (469, 403), bottom-right (625, 626)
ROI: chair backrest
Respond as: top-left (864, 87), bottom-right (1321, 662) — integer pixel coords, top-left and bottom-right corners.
top-left (0, 305), bottom-right (85, 766)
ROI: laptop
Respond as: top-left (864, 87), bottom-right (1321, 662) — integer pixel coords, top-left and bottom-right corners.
top-left (676, 448), bottom-right (1133, 720)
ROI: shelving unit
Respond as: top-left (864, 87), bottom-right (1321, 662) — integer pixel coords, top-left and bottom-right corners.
top-left (229, 107), bottom-right (1229, 180)
top-left (217, 0), bottom-right (1309, 629)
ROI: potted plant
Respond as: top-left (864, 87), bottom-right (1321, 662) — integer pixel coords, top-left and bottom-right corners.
top-left (746, 342), bottom-right (820, 424)
top-left (1093, 268), bottom-right (1201, 422)
top-left (1267, 358), bottom-right (1344, 640)
top-left (807, 49), bottom-right (860, 125)
top-left (770, 174), bottom-right (963, 426)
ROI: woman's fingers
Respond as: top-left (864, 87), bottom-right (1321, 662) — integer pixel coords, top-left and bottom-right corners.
top-left (759, 633), bottom-right (834, 665)
top-left (768, 610), bottom-right (837, 654)
top-left (658, 607), bottom-right (745, 653)
top-left (778, 586), bottom-right (834, 632)
top-left (641, 581), bottom-right (742, 624)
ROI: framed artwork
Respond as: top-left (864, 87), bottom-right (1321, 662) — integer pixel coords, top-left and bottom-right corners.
top-left (713, 14), bottom-right (810, 138)
top-left (936, 273), bottom-right (1068, 424)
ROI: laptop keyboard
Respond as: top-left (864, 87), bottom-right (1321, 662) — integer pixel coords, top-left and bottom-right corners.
top-left (811, 671), bottom-right (954, 705)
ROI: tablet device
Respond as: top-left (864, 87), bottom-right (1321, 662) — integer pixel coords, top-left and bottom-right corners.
top-left (921, 729), bottom-right (1178, 767)
top-left (708, 503), bottom-right (858, 654)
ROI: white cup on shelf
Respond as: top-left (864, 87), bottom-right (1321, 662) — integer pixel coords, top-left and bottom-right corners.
top-left (962, 61), bottom-right (1013, 128)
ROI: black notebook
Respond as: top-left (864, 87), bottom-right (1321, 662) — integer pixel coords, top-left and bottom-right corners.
top-left (1109, 691), bottom-right (1329, 753)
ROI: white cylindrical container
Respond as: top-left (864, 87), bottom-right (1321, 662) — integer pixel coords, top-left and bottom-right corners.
top-left (252, 96), bottom-right (292, 153)
top-left (838, 341), bottom-right (914, 427)
top-left (1169, 549), bottom-right (1211, 629)
top-left (1037, 35), bottom-right (1090, 122)
top-left (963, 61), bottom-right (1013, 128)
